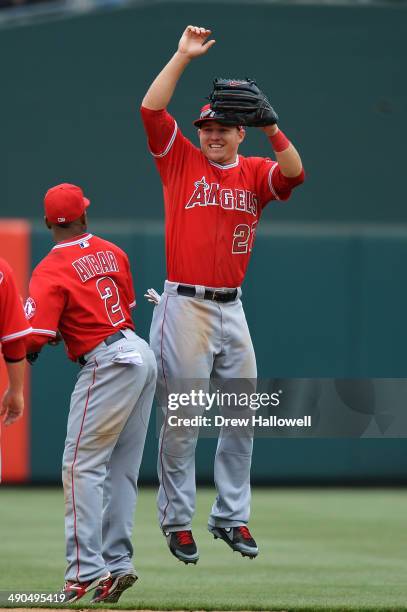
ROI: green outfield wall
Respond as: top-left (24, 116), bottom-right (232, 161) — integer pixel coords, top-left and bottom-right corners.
top-left (2, 0), bottom-right (407, 482)
top-left (0, 2), bottom-right (406, 223)
top-left (29, 223), bottom-right (407, 483)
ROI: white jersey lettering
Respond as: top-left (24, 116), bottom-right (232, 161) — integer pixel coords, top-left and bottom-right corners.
top-left (185, 179), bottom-right (257, 217)
top-left (97, 251), bottom-right (111, 273)
top-left (220, 189), bottom-right (235, 210)
top-left (185, 176), bottom-right (209, 209)
top-left (235, 189), bottom-right (246, 212)
top-left (207, 182), bottom-right (220, 205)
top-left (72, 250), bottom-right (120, 283)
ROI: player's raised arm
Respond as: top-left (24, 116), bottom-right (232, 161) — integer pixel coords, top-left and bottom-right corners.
top-left (142, 25), bottom-right (216, 110)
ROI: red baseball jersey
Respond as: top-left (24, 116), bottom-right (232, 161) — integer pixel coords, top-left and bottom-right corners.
top-left (0, 257), bottom-right (32, 346)
top-left (26, 233), bottom-right (136, 361)
top-left (141, 106), bottom-right (302, 288)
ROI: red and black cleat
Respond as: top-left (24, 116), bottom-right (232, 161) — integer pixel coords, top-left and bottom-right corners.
top-left (208, 525), bottom-right (259, 558)
top-left (90, 572), bottom-right (138, 603)
top-left (62, 573), bottom-right (110, 602)
top-left (164, 529), bottom-right (199, 564)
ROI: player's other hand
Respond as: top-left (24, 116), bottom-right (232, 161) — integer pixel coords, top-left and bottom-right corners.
top-left (178, 25), bottom-right (216, 59)
top-left (0, 388), bottom-right (24, 426)
top-left (144, 288), bottom-right (161, 305)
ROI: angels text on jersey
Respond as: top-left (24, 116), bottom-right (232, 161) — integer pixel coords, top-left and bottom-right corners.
top-left (185, 176), bottom-right (258, 216)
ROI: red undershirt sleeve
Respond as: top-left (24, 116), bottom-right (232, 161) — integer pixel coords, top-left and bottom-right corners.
top-left (2, 338), bottom-right (26, 361)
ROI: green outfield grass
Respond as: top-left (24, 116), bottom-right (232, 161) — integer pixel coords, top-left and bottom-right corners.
top-left (0, 487), bottom-right (406, 611)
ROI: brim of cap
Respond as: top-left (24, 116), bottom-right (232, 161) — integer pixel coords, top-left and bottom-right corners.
top-left (193, 117), bottom-right (230, 127)
top-left (193, 118), bottom-right (244, 128)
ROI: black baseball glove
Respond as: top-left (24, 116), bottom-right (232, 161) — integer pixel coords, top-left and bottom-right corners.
top-left (209, 78), bottom-right (279, 127)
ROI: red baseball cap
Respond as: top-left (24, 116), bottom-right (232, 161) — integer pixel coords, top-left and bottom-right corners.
top-left (44, 183), bottom-right (90, 224)
top-left (193, 104), bottom-right (243, 129)
top-left (193, 104), bottom-right (219, 127)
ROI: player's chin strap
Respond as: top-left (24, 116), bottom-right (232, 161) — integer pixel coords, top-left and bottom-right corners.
top-left (144, 288), bottom-right (161, 305)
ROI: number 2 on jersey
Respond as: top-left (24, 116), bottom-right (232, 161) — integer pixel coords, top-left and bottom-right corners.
top-left (232, 220), bottom-right (258, 254)
top-left (96, 276), bottom-right (125, 326)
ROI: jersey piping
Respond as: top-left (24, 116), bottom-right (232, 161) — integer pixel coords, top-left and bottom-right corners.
top-left (209, 156), bottom-right (239, 170)
top-left (151, 122), bottom-right (178, 158)
top-left (52, 234), bottom-right (94, 250)
top-left (268, 164), bottom-right (280, 200)
top-left (31, 328), bottom-right (57, 337)
top-left (1, 327), bottom-right (33, 342)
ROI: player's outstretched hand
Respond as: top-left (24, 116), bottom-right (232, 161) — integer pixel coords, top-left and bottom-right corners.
top-left (144, 288), bottom-right (161, 305)
top-left (0, 388), bottom-right (24, 426)
top-left (178, 25), bottom-right (216, 59)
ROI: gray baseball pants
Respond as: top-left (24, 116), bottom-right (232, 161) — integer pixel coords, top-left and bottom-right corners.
top-left (150, 281), bottom-right (257, 533)
top-left (62, 329), bottom-right (157, 582)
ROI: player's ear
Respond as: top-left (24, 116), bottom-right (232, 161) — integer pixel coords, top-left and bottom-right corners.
top-left (44, 216), bottom-right (51, 230)
top-left (237, 127), bottom-right (246, 143)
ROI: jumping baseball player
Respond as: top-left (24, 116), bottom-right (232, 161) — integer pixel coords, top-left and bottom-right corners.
top-left (25, 183), bottom-right (157, 603)
top-left (0, 258), bottom-right (31, 427)
top-left (140, 25), bottom-right (305, 564)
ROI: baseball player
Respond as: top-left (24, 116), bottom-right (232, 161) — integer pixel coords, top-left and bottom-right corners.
top-left (140, 26), bottom-right (305, 565)
top-left (0, 258), bottom-right (31, 427)
top-left (25, 183), bottom-right (157, 603)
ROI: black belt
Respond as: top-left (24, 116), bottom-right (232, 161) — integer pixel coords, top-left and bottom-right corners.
top-left (177, 284), bottom-right (238, 303)
top-left (78, 330), bottom-right (126, 366)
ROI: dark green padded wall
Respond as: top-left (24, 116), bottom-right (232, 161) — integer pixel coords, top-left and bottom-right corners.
top-left (29, 224), bottom-right (407, 482)
top-left (4, 0), bottom-right (405, 481)
top-left (0, 2), bottom-right (406, 221)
